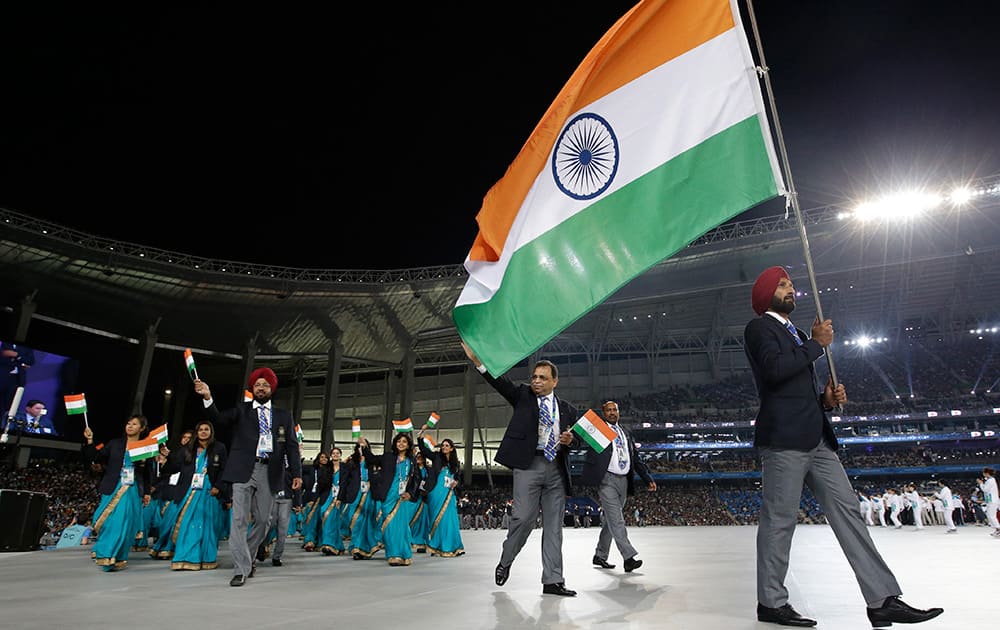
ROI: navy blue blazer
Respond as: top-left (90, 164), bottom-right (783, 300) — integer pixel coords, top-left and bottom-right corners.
top-left (417, 440), bottom-right (461, 496)
top-left (11, 411), bottom-right (56, 435)
top-left (337, 455), bottom-right (374, 504)
top-left (368, 444), bottom-right (420, 504)
top-left (205, 401), bottom-right (302, 491)
top-left (306, 461), bottom-right (334, 504)
top-left (580, 423), bottom-right (654, 496)
top-left (84, 437), bottom-right (153, 497)
top-left (159, 442), bottom-right (229, 503)
top-left (479, 371), bottom-right (578, 495)
top-left (743, 314), bottom-right (838, 451)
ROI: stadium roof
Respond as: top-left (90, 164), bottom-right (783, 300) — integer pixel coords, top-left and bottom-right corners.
top-left (2, 177), bottom-right (1000, 378)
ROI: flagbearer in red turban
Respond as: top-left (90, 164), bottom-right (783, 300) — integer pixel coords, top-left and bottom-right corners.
top-left (248, 367), bottom-right (278, 392)
top-left (193, 368), bottom-right (302, 587)
top-left (744, 267), bottom-right (942, 628)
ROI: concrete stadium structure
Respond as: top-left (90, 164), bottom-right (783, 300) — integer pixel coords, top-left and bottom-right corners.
top-left (2, 175), bottom-right (999, 479)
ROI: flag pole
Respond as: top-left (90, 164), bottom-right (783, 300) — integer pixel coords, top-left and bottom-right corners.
top-left (83, 411), bottom-right (89, 431)
top-left (744, 0), bottom-right (840, 399)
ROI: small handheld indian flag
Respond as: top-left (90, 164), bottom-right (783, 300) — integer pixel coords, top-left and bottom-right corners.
top-left (243, 390), bottom-right (253, 402)
top-left (128, 436), bottom-right (160, 462)
top-left (149, 424), bottom-right (168, 444)
top-left (65, 393), bottom-right (87, 414)
top-left (427, 412), bottom-right (440, 429)
top-left (183, 348), bottom-right (199, 380)
top-left (351, 419), bottom-right (361, 439)
top-left (571, 409), bottom-right (618, 453)
top-left (393, 418), bottom-right (413, 433)
top-left (295, 424), bottom-right (304, 444)
top-left (421, 434), bottom-right (436, 450)
top-left (64, 393), bottom-right (89, 430)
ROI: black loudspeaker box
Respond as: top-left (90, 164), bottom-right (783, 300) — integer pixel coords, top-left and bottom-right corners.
top-left (0, 489), bottom-right (48, 552)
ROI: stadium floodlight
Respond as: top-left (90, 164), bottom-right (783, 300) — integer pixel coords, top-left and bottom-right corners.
top-left (949, 187), bottom-right (973, 205)
top-left (850, 191), bottom-right (944, 222)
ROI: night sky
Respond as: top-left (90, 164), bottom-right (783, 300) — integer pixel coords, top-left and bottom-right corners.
top-left (3, 1), bottom-right (999, 269)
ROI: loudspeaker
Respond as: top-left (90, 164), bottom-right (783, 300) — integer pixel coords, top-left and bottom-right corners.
top-left (0, 489), bottom-right (48, 552)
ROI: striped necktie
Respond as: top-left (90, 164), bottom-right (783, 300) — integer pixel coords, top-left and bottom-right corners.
top-left (258, 405), bottom-right (270, 436)
top-left (539, 397), bottom-right (557, 462)
top-left (784, 320), bottom-right (803, 346)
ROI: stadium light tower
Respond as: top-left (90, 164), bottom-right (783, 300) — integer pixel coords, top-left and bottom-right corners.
top-left (851, 191), bottom-right (943, 222)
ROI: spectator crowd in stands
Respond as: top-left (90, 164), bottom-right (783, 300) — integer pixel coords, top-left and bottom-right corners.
top-left (3, 336), bottom-right (1000, 544)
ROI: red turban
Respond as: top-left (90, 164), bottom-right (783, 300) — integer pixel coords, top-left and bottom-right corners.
top-left (751, 266), bottom-right (789, 315)
top-left (248, 367), bottom-right (278, 391)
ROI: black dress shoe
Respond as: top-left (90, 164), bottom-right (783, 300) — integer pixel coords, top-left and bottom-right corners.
top-left (623, 556), bottom-right (643, 573)
top-left (592, 555), bottom-right (616, 569)
top-left (229, 575), bottom-right (247, 587)
top-left (756, 603), bottom-right (817, 627)
top-left (866, 596), bottom-right (943, 628)
top-left (542, 582), bottom-right (577, 597)
top-left (495, 562), bottom-right (510, 586)
top-left (271, 558), bottom-right (282, 567)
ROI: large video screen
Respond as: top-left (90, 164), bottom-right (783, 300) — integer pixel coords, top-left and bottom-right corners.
top-left (1, 341), bottom-right (80, 438)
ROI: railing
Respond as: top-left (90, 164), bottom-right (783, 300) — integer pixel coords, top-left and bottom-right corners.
top-left (0, 204), bottom-right (842, 284)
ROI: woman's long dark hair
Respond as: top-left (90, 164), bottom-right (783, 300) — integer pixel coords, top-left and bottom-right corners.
top-left (440, 438), bottom-right (460, 476)
top-left (348, 441), bottom-right (364, 467)
top-left (184, 420), bottom-right (216, 464)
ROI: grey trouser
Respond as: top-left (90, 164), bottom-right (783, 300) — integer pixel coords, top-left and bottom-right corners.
top-left (757, 444), bottom-right (901, 607)
top-left (500, 454), bottom-right (565, 585)
top-left (595, 473), bottom-right (636, 561)
top-left (270, 496), bottom-right (292, 560)
top-left (229, 463), bottom-right (274, 577)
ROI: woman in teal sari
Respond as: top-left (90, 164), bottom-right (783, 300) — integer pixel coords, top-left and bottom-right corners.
top-left (318, 446), bottom-right (346, 555)
top-left (302, 451), bottom-right (332, 551)
top-left (83, 415), bottom-right (153, 571)
top-left (148, 430), bottom-right (193, 560)
top-left (341, 438), bottom-right (382, 559)
top-left (170, 420), bottom-right (229, 570)
top-left (371, 432), bottom-right (419, 566)
top-left (409, 448), bottom-right (431, 553)
top-left (418, 435), bottom-right (465, 557)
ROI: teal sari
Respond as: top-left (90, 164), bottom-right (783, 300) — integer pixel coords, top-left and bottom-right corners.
top-left (170, 450), bottom-right (223, 570)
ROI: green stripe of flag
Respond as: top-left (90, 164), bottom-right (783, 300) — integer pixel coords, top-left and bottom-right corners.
top-left (453, 117), bottom-right (777, 376)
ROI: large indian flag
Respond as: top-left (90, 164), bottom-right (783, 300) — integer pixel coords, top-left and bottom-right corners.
top-left (453, 0), bottom-right (785, 376)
